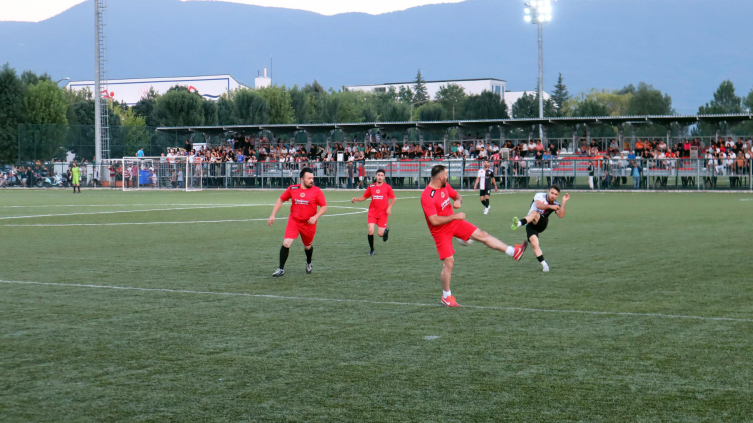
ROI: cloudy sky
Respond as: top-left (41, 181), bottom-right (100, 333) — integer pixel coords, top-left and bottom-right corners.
top-left (1, 0), bottom-right (466, 22)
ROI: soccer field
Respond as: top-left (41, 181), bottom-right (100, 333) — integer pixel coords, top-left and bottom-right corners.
top-left (1, 189), bottom-right (752, 422)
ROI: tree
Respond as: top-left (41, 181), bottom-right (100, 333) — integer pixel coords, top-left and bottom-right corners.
top-left (0, 64), bottom-right (24, 162)
top-left (417, 102), bottom-right (447, 121)
top-left (572, 99), bottom-right (610, 117)
top-left (551, 73), bottom-right (570, 117)
top-left (202, 99), bottom-right (219, 126)
top-left (398, 85), bottom-right (414, 104)
top-left (112, 105), bottom-right (149, 156)
top-left (696, 80), bottom-right (744, 135)
top-left (20, 70), bottom-right (51, 89)
top-left (435, 83), bottom-right (467, 119)
top-left (465, 91), bottom-right (509, 119)
top-left (155, 86), bottom-right (205, 126)
top-left (133, 87), bottom-right (160, 127)
top-left (233, 88), bottom-right (269, 124)
top-left (258, 86), bottom-right (295, 124)
top-left (21, 79), bottom-right (69, 160)
top-left (217, 94), bottom-right (236, 125)
top-left (626, 82), bottom-right (673, 115)
top-left (413, 69), bottom-right (429, 103)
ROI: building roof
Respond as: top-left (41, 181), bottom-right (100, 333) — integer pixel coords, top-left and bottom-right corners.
top-left (157, 113), bottom-right (753, 135)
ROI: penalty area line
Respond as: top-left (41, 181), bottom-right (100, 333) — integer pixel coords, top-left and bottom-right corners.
top-left (0, 279), bottom-right (751, 323)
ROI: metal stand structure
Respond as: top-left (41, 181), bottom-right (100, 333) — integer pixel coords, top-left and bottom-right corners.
top-left (94, 0), bottom-right (110, 163)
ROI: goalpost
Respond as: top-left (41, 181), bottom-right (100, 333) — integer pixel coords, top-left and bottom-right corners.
top-left (121, 156), bottom-right (192, 191)
top-left (185, 157), bottom-right (203, 192)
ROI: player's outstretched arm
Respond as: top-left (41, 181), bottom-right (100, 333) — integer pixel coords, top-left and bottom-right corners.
top-left (351, 196), bottom-right (366, 203)
top-left (556, 194), bottom-right (569, 218)
top-left (268, 198), bottom-right (284, 226)
top-left (535, 200), bottom-right (559, 211)
top-left (308, 205), bottom-right (327, 225)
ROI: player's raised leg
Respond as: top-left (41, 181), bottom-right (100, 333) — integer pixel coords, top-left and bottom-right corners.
top-left (468, 228), bottom-right (527, 260)
top-left (512, 210), bottom-right (540, 230)
top-left (528, 234), bottom-right (549, 272)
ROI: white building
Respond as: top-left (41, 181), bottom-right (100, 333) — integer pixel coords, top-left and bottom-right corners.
top-left (254, 68), bottom-right (271, 89)
top-left (64, 74), bottom-right (247, 106)
top-left (345, 78), bottom-right (507, 101)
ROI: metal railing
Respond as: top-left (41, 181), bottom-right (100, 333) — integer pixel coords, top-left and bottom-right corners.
top-left (4, 158), bottom-right (750, 191)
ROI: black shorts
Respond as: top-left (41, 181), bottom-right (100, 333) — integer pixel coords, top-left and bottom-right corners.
top-left (526, 215), bottom-right (548, 238)
top-left (479, 189), bottom-right (491, 197)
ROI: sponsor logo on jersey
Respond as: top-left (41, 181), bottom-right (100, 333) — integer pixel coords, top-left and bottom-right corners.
top-left (441, 198), bottom-right (451, 210)
top-left (373, 195), bottom-right (384, 200)
top-left (376, 189), bottom-right (380, 194)
top-left (300, 193), bottom-right (305, 198)
top-left (290, 186), bottom-right (299, 190)
top-left (294, 199), bottom-right (309, 205)
top-left (440, 191), bottom-right (445, 198)
top-left (430, 190), bottom-right (435, 198)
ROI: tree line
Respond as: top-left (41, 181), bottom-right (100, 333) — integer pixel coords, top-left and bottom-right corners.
top-left (1, 64), bottom-right (752, 163)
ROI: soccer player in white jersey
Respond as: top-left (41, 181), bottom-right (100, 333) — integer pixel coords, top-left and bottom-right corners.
top-left (473, 159), bottom-right (497, 214)
top-left (511, 185), bottom-right (570, 272)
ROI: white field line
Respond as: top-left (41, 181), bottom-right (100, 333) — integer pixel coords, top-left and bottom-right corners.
top-left (2, 206), bottom-right (367, 227)
top-left (0, 279), bottom-right (751, 323)
top-left (0, 204), bottom-right (270, 220)
top-left (0, 197), bottom-right (421, 210)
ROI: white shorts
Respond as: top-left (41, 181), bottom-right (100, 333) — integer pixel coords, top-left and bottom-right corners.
top-left (359, 177), bottom-right (363, 181)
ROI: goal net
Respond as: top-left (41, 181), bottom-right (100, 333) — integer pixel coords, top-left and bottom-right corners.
top-left (186, 158), bottom-right (203, 192)
top-left (121, 157), bottom-right (188, 191)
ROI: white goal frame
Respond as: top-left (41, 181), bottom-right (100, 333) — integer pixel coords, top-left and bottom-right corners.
top-left (120, 156), bottom-right (189, 191)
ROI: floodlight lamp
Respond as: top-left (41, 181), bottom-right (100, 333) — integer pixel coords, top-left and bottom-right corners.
top-left (546, 14), bottom-right (552, 21)
top-left (524, 8), bottom-right (531, 14)
top-left (524, 15), bottom-right (532, 22)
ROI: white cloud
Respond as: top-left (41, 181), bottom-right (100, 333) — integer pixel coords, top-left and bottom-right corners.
top-left (1, 0), bottom-right (86, 22)
top-left (0, 0), bottom-right (467, 22)
top-left (183, 0), bottom-right (467, 16)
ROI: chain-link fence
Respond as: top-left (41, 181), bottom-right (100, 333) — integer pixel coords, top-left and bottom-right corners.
top-left (4, 158), bottom-right (750, 191)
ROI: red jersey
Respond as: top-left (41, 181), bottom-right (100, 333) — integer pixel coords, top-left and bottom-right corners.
top-left (279, 184), bottom-right (326, 222)
top-left (420, 184), bottom-right (458, 235)
top-left (363, 183), bottom-right (395, 216)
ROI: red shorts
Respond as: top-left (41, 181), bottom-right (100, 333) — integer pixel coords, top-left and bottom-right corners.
top-left (284, 218), bottom-right (317, 246)
top-left (431, 220), bottom-right (478, 260)
top-left (367, 213), bottom-right (388, 228)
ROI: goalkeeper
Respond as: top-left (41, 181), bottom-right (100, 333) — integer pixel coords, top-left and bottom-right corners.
top-left (71, 162), bottom-right (81, 193)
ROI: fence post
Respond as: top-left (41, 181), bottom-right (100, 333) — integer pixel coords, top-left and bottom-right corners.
top-left (750, 159), bottom-right (752, 191)
top-left (697, 158), bottom-right (700, 191)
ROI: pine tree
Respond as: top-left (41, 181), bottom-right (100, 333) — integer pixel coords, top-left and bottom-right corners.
top-left (413, 69), bottom-right (429, 102)
top-left (551, 73), bottom-right (570, 117)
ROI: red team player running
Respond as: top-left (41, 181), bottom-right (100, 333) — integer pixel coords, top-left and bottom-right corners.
top-left (268, 167), bottom-right (328, 277)
top-left (351, 168), bottom-right (396, 255)
top-left (421, 165), bottom-right (527, 307)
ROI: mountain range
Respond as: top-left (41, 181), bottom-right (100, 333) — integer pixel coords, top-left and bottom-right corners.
top-left (1, 0), bottom-right (752, 114)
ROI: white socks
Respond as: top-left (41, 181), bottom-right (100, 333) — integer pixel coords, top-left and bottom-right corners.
top-left (542, 261), bottom-right (549, 272)
top-left (506, 246), bottom-right (514, 257)
top-left (516, 221), bottom-right (523, 227)
top-left (443, 290), bottom-right (452, 298)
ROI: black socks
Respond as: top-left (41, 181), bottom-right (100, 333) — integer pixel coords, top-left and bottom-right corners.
top-left (482, 199), bottom-right (489, 207)
top-left (536, 255), bottom-right (545, 263)
top-left (279, 246), bottom-right (289, 269)
top-left (305, 246), bottom-right (313, 264)
top-left (368, 234), bottom-right (375, 250)
top-left (519, 218), bottom-right (528, 226)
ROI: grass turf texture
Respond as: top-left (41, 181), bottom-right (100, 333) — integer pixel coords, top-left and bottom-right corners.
top-left (1, 189), bottom-right (752, 422)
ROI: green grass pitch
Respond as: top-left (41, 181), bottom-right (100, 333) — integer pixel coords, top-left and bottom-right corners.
top-left (1, 189), bottom-right (752, 422)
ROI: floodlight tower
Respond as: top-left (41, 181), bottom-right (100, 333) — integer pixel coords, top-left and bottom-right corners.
top-left (94, 0), bottom-right (110, 163)
top-left (524, 0), bottom-right (553, 138)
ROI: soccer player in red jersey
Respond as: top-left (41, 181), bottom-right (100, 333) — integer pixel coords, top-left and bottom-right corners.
top-left (421, 165), bottom-right (527, 307)
top-left (351, 168), bottom-right (396, 255)
top-left (268, 167), bottom-right (327, 277)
